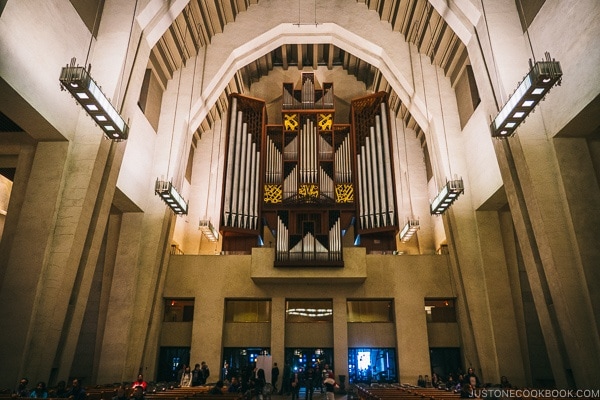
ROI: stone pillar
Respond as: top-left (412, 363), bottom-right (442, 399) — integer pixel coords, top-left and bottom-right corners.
top-left (271, 297), bottom-right (286, 389)
top-left (477, 211), bottom-right (527, 385)
top-left (332, 297), bottom-right (348, 386)
top-left (96, 212), bottom-right (144, 384)
top-left (0, 141), bottom-right (69, 387)
top-left (396, 288), bottom-right (430, 384)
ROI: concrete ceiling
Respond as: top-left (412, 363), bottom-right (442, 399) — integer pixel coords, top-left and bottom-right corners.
top-left (149, 0), bottom-right (471, 135)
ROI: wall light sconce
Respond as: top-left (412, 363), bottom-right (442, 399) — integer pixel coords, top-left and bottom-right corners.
top-left (59, 58), bottom-right (129, 141)
top-left (430, 178), bottom-right (464, 215)
top-left (399, 218), bottom-right (420, 242)
top-left (199, 219), bottom-right (219, 242)
top-left (155, 179), bottom-right (188, 215)
top-left (491, 52), bottom-right (562, 138)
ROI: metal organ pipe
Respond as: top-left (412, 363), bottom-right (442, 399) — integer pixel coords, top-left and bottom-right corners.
top-left (230, 115), bottom-right (244, 225)
top-left (375, 118), bottom-right (388, 225)
top-left (380, 104), bottom-right (395, 224)
top-left (237, 123), bottom-right (249, 227)
top-left (252, 150), bottom-right (260, 229)
top-left (368, 131), bottom-right (381, 227)
top-left (223, 98), bottom-right (238, 225)
top-left (357, 153), bottom-right (365, 228)
top-left (365, 138), bottom-right (376, 228)
top-left (242, 136), bottom-right (253, 228)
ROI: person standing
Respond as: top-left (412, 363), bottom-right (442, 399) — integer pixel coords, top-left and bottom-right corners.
top-left (304, 366), bottom-right (316, 400)
top-left (180, 365), bottom-right (193, 387)
top-left (271, 363), bottom-right (280, 393)
top-left (323, 373), bottom-right (337, 400)
top-left (192, 364), bottom-right (203, 386)
top-left (201, 361), bottom-right (211, 384)
top-left (279, 362), bottom-right (291, 395)
top-left (290, 372), bottom-right (300, 400)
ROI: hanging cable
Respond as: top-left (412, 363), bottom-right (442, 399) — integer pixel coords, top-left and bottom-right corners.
top-left (84, 0), bottom-right (103, 68)
top-left (116, 0), bottom-right (140, 113)
top-left (516, 0), bottom-right (536, 62)
top-left (213, 101), bottom-right (225, 220)
top-left (434, 65), bottom-right (453, 178)
top-left (204, 109), bottom-right (217, 219)
top-left (166, 21), bottom-right (189, 182)
top-left (479, 0), bottom-right (505, 108)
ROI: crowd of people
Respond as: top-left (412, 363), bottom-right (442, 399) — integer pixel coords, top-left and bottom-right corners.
top-left (416, 368), bottom-right (513, 398)
top-left (11, 378), bottom-right (88, 400)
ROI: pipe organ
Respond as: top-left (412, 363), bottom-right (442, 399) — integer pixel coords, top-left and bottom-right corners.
top-left (220, 74), bottom-right (398, 261)
top-left (221, 95), bottom-right (265, 246)
top-left (351, 92), bottom-right (398, 250)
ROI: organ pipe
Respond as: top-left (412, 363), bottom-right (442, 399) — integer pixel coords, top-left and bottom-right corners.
top-left (223, 98), bottom-right (238, 225)
top-left (357, 154), bottom-right (366, 228)
top-left (222, 95), bottom-right (263, 231)
top-left (374, 119), bottom-right (388, 225)
top-left (380, 104), bottom-right (395, 223)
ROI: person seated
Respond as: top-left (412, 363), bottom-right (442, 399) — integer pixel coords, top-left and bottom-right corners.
top-left (65, 378), bottom-right (86, 400)
top-left (112, 386), bottom-right (128, 400)
top-left (29, 382), bottom-right (48, 399)
top-left (14, 378), bottom-right (30, 398)
top-left (51, 381), bottom-right (68, 398)
top-left (228, 377), bottom-right (241, 393)
top-left (500, 376), bottom-right (512, 389)
top-left (131, 387), bottom-right (144, 400)
top-left (460, 384), bottom-right (476, 398)
top-left (209, 381), bottom-right (224, 395)
top-left (132, 375), bottom-right (147, 392)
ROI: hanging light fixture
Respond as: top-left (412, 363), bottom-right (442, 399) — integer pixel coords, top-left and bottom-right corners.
top-left (155, 20), bottom-right (189, 215)
top-left (429, 24), bottom-right (464, 216)
top-left (196, 44), bottom-right (219, 243)
top-left (59, 1), bottom-right (132, 141)
top-left (430, 177), bottom-right (464, 215)
top-left (59, 59), bottom-right (129, 141)
top-left (155, 179), bottom-right (188, 215)
top-left (491, 52), bottom-right (562, 138)
top-left (199, 219), bottom-right (219, 242)
top-left (400, 217), bottom-right (420, 242)
top-left (398, 22), bottom-right (425, 243)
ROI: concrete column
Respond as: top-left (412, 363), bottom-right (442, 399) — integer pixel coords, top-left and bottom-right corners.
top-left (271, 297), bottom-right (286, 388)
top-left (332, 297), bottom-right (349, 382)
top-left (477, 211), bottom-right (527, 386)
top-left (96, 212), bottom-right (144, 384)
top-left (0, 141), bottom-right (69, 388)
top-left (395, 286), bottom-right (430, 384)
top-left (553, 137), bottom-right (600, 335)
top-left (190, 267), bottom-right (224, 385)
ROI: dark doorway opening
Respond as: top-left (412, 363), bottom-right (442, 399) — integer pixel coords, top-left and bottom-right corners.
top-left (157, 346), bottom-right (190, 383)
top-left (429, 347), bottom-right (462, 381)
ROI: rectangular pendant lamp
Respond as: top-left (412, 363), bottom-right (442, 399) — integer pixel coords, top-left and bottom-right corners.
top-left (430, 178), bottom-right (464, 215)
top-left (491, 53), bottom-right (562, 138)
top-left (155, 179), bottom-right (188, 215)
top-left (59, 58), bottom-right (129, 141)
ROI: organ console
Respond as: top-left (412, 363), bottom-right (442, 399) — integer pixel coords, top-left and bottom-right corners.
top-left (220, 73), bottom-right (398, 263)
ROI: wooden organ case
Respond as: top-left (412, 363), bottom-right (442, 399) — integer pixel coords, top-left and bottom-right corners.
top-left (220, 73), bottom-right (398, 263)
